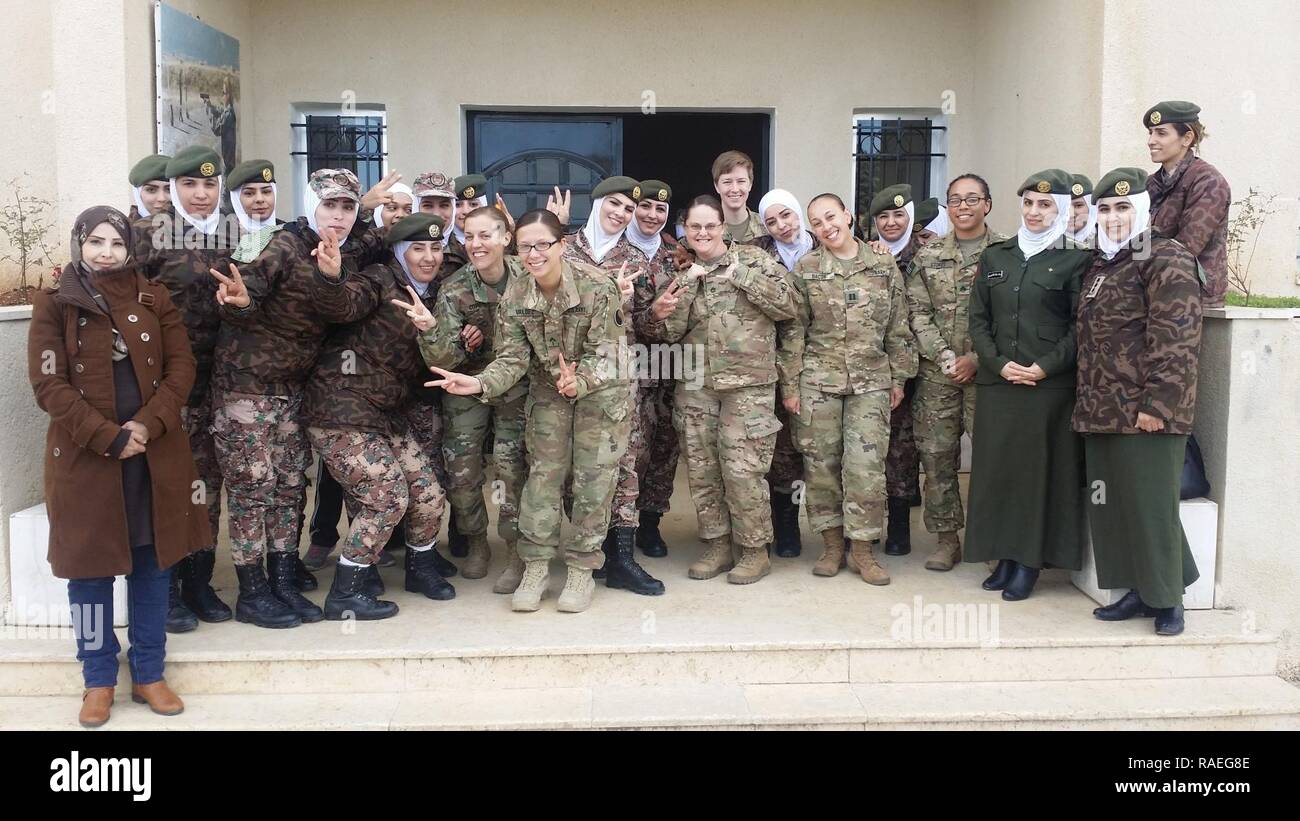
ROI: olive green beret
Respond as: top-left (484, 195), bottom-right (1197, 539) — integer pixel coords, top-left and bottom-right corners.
top-left (165, 145), bottom-right (223, 180)
top-left (1093, 167), bottom-right (1149, 200)
top-left (129, 154), bottom-right (171, 187)
top-left (227, 159), bottom-right (276, 190)
top-left (637, 179), bottom-right (672, 204)
top-left (1143, 100), bottom-right (1201, 129)
top-left (1069, 174), bottom-right (1093, 198)
top-left (869, 184), bottom-right (913, 218)
top-left (387, 213), bottom-right (448, 245)
top-left (592, 176), bottom-right (641, 202)
top-left (454, 174), bottom-right (488, 200)
top-left (912, 197), bottom-right (940, 229)
top-left (1017, 168), bottom-right (1073, 197)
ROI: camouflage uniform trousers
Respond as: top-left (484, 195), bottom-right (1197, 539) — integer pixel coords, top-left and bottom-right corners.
top-left (609, 381), bottom-right (645, 527)
top-left (635, 381), bottom-right (679, 514)
top-left (794, 387), bottom-right (891, 542)
top-left (306, 426), bottom-right (447, 565)
top-left (441, 390), bottom-right (528, 544)
top-left (212, 392), bottom-right (310, 566)
top-left (673, 383), bottom-right (780, 549)
top-left (403, 399), bottom-right (447, 491)
top-left (913, 377), bottom-right (976, 534)
top-left (766, 394), bottom-right (805, 494)
top-left (886, 377), bottom-right (921, 501)
top-left (180, 388), bottom-right (221, 555)
top-left (520, 388), bottom-right (631, 569)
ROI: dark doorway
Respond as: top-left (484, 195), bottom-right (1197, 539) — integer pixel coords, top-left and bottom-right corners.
top-left (466, 110), bottom-right (771, 230)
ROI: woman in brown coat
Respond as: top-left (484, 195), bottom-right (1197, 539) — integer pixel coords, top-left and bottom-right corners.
top-left (28, 206), bottom-right (210, 728)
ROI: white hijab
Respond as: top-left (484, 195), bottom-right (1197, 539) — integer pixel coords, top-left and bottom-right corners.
top-left (452, 195), bottom-right (488, 245)
top-left (131, 186), bottom-right (156, 218)
top-left (303, 185), bottom-right (358, 242)
top-left (392, 240), bottom-right (432, 297)
top-left (581, 195), bottom-right (623, 264)
top-left (1097, 191), bottom-right (1152, 260)
top-left (884, 201), bottom-right (915, 258)
top-left (1068, 194), bottom-right (1098, 245)
top-left (169, 176), bottom-right (223, 235)
top-left (375, 183), bottom-right (413, 229)
top-left (758, 189), bottom-right (814, 270)
top-left (923, 204), bottom-right (952, 238)
top-left (625, 206), bottom-right (665, 259)
top-left (1016, 192), bottom-right (1072, 259)
top-left (230, 182), bottom-right (278, 233)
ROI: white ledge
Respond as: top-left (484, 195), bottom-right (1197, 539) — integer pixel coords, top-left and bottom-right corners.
top-left (1204, 306), bottom-right (1300, 320)
top-left (0, 305), bottom-right (33, 321)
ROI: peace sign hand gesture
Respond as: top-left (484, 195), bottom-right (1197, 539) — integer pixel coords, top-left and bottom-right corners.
top-left (391, 284), bottom-right (434, 332)
top-left (360, 171), bottom-right (403, 212)
top-left (651, 278), bottom-right (686, 321)
top-left (426, 366), bottom-right (483, 395)
top-left (556, 352), bottom-right (579, 398)
top-left (615, 260), bottom-right (637, 306)
top-left (211, 262), bottom-right (250, 308)
top-left (545, 187), bottom-right (572, 224)
top-left (313, 226), bottom-right (343, 278)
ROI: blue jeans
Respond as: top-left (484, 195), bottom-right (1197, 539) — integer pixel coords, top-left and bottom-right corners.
top-left (66, 543), bottom-right (169, 689)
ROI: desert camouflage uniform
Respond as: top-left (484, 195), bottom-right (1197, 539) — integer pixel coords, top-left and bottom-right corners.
top-left (723, 208), bottom-right (767, 244)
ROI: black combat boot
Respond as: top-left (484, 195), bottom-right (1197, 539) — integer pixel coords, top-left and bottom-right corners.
top-left (405, 547), bottom-right (456, 601)
top-left (982, 559), bottom-right (1016, 591)
top-left (431, 547), bottom-right (458, 578)
top-left (363, 564), bottom-right (385, 598)
top-left (267, 552), bottom-right (324, 623)
top-left (1001, 563), bottom-right (1040, 602)
top-left (604, 527), bottom-right (665, 596)
top-left (770, 491), bottom-right (803, 558)
top-left (884, 497), bottom-right (912, 556)
top-left (448, 510), bottom-right (469, 558)
top-left (292, 553), bottom-right (318, 591)
top-left (594, 529), bottom-right (614, 580)
top-left (179, 550), bottom-right (232, 623)
top-left (234, 562), bottom-right (302, 629)
top-left (165, 567), bottom-right (198, 634)
top-left (325, 563), bottom-right (399, 621)
top-left (636, 511), bottom-right (669, 558)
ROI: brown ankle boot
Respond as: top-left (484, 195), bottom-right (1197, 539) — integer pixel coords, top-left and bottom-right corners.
top-left (131, 680), bottom-right (184, 716)
top-left (849, 539), bottom-right (890, 585)
top-left (812, 527), bottom-right (846, 577)
top-left (925, 531), bottom-right (962, 571)
top-left (688, 536), bottom-right (735, 580)
top-left (79, 687), bottom-right (114, 728)
top-left (727, 543), bottom-right (771, 585)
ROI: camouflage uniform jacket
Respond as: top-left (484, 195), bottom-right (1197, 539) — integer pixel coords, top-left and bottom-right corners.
top-left (782, 240), bottom-right (916, 399)
top-left (906, 227), bottom-right (1009, 385)
top-left (475, 257), bottom-right (628, 403)
top-left (1072, 235), bottom-right (1202, 435)
top-left (651, 243), bottom-right (796, 392)
top-left (724, 209), bottom-right (767, 244)
top-left (214, 217), bottom-right (385, 397)
top-left (1147, 154), bottom-right (1230, 304)
top-left (441, 233), bottom-right (470, 283)
top-left (302, 259), bottom-right (440, 434)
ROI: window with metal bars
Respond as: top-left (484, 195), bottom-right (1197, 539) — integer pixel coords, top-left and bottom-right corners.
top-left (853, 116), bottom-right (947, 230)
top-left (290, 115), bottom-right (387, 191)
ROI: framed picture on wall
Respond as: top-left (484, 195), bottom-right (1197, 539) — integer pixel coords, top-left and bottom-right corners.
top-left (153, 1), bottom-right (240, 171)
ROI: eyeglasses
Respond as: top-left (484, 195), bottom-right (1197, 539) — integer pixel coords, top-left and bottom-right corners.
top-left (518, 240), bottom-right (558, 255)
top-left (946, 196), bottom-right (987, 207)
top-left (686, 223), bottom-right (722, 234)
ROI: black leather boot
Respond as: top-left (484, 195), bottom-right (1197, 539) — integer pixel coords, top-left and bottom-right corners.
top-left (292, 554), bottom-right (318, 592)
top-left (770, 491), bottom-right (803, 558)
top-left (448, 510), bottom-right (469, 558)
top-left (884, 497), bottom-right (912, 556)
top-left (165, 566), bottom-right (198, 633)
top-left (1154, 604), bottom-right (1185, 636)
top-left (431, 547), bottom-right (458, 578)
top-left (234, 562), bottom-right (302, 629)
top-left (179, 550), bottom-right (232, 623)
top-left (325, 563), bottom-right (399, 621)
top-left (405, 547), bottom-right (456, 601)
top-left (267, 552), bottom-right (324, 623)
top-left (636, 511), bottom-right (669, 558)
top-left (594, 529), bottom-right (614, 580)
top-left (604, 527), bottom-right (665, 595)
top-left (982, 559), bottom-right (1016, 591)
top-left (1001, 563), bottom-right (1040, 601)
top-left (363, 564), bottom-right (385, 598)
top-left (1094, 590), bottom-right (1160, 621)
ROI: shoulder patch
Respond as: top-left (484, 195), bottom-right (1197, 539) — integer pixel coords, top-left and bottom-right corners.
top-left (233, 224), bottom-right (284, 263)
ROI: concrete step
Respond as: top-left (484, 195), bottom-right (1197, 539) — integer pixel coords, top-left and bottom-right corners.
top-left (3, 676), bottom-right (1297, 731)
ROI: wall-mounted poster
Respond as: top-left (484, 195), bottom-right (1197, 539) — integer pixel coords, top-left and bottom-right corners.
top-left (154, 2), bottom-right (240, 171)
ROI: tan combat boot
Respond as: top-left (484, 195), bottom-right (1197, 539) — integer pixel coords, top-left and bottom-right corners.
top-left (462, 532), bottom-right (491, 579)
top-left (493, 540), bottom-right (525, 594)
top-left (925, 531), bottom-right (962, 571)
top-left (812, 527), bottom-right (846, 577)
top-left (849, 539), bottom-right (890, 585)
top-left (557, 566), bottom-right (595, 613)
top-left (511, 560), bottom-right (550, 612)
top-left (688, 535), bottom-right (735, 580)
top-left (727, 543), bottom-right (771, 585)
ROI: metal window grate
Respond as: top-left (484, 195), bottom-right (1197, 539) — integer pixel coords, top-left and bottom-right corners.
top-left (854, 117), bottom-right (946, 229)
top-left (291, 115), bottom-right (387, 191)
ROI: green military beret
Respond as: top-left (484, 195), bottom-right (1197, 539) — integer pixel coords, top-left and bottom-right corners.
top-left (166, 145), bottom-right (223, 180)
top-left (1093, 167), bottom-right (1149, 200)
top-left (869, 184), bottom-right (913, 218)
top-left (227, 159), bottom-right (276, 190)
top-left (637, 179), bottom-right (672, 204)
top-left (1017, 168), bottom-right (1073, 197)
top-left (454, 174), bottom-right (488, 201)
top-left (912, 197), bottom-right (940, 229)
top-left (1069, 174), bottom-right (1092, 198)
top-left (592, 176), bottom-right (641, 202)
top-left (387, 213), bottom-right (447, 245)
top-left (1143, 100), bottom-right (1201, 129)
top-left (129, 154), bottom-right (171, 187)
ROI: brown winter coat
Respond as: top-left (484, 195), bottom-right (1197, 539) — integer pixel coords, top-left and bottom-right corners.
top-left (28, 264), bottom-right (210, 578)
